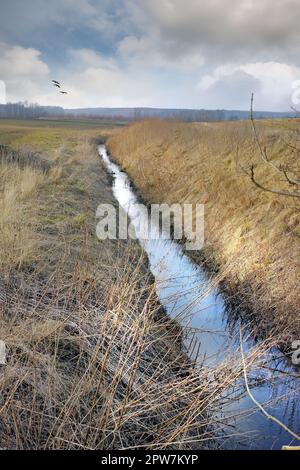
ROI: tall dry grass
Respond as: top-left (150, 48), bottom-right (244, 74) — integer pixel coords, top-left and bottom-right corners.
top-left (107, 119), bottom-right (300, 341)
top-left (0, 160), bottom-right (45, 272)
top-left (0, 247), bottom-right (264, 449)
top-left (0, 133), bottom-right (257, 449)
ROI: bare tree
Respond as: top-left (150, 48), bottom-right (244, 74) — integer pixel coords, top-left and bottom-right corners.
top-left (247, 93), bottom-right (300, 199)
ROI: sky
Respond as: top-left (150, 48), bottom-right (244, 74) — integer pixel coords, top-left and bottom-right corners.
top-left (0, 0), bottom-right (300, 111)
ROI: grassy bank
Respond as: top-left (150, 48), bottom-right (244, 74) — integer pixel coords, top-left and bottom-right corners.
top-left (0, 119), bottom-right (250, 449)
top-left (107, 119), bottom-right (300, 342)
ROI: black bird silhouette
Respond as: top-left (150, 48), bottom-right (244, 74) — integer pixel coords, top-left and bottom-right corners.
top-left (51, 80), bottom-right (69, 94)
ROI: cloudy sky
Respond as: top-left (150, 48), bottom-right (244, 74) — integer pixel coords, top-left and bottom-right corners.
top-left (0, 0), bottom-right (300, 110)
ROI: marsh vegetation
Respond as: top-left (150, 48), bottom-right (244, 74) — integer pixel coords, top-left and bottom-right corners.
top-left (0, 119), bottom-right (257, 450)
top-left (108, 118), bottom-right (300, 342)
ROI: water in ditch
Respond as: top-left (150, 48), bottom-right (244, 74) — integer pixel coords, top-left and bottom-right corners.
top-left (99, 144), bottom-right (299, 450)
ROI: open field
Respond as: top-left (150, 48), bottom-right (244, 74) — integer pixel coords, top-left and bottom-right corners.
top-left (0, 119), bottom-right (252, 449)
top-left (0, 118), bottom-right (128, 129)
top-left (108, 118), bottom-right (300, 343)
top-left (0, 118), bottom-right (124, 151)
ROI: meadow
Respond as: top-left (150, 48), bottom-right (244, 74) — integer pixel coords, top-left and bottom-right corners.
top-left (0, 118), bottom-right (250, 449)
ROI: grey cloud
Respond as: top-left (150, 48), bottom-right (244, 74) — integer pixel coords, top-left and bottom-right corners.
top-left (0, 0), bottom-right (299, 110)
top-left (2, 0), bottom-right (300, 66)
top-left (198, 70), bottom-right (261, 109)
top-left (0, 0), bottom-right (128, 46)
top-left (126, 0), bottom-right (300, 65)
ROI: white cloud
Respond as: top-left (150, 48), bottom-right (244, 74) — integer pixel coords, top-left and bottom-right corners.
top-left (129, 0), bottom-right (300, 63)
top-left (197, 61), bottom-right (300, 110)
top-left (117, 34), bottom-right (205, 71)
top-left (1, 35), bottom-right (186, 108)
top-left (0, 43), bottom-right (49, 78)
top-left (1, 1), bottom-right (300, 109)
top-left (2, 42), bottom-right (298, 110)
top-left (0, 43), bottom-right (50, 102)
top-left (69, 49), bottom-right (118, 71)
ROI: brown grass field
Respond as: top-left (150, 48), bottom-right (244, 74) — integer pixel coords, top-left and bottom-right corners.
top-left (0, 118), bottom-right (256, 450)
top-left (108, 118), bottom-right (300, 342)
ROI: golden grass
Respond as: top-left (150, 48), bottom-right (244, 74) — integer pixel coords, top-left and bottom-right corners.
top-left (0, 119), bottom-right (285, 449)
top-left (107, 119), bottom-right (300, 339)
top-left (0, 161), bottom-right (45, 271)
top-left (0, 120), bottom-right (257, 449)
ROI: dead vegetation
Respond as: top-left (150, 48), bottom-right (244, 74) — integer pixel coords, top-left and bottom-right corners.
top-left (107, 118), bottom-right (300, 341)
top-left (0, 121), bottom-right (255, 450)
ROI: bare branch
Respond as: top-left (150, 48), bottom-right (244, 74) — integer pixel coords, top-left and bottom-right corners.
top-left (281, 138), bottom-right (300, 154)
top-left (282, 168), bottom-right (300, 186)
top-left (239, 325), bottom-right (300, 443)
top-left (290, 105), bottom-right (300, 115)
top-left (250, 165), bottom-right (300, 198)
top-left (249, 94), bottom-right (300, 194)
top-left (250, 93), bottom-right (276, 169)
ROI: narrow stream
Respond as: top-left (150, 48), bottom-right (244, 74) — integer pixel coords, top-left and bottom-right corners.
top-left (99, 145), bottom-right (299, 450)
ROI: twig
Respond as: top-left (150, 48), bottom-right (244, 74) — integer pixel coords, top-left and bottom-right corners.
top-left (250, 165), bottom-right (300, 198)
top-left (250, 94), bottom-right (300, 195)
top-left (239, 324), bottom-right (300, 443)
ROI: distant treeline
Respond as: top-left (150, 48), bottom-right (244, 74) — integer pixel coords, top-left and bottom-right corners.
top-left (65, 106), bottom-right (296, 121)
top-left (0, 102), bottom-right (64, 119)
top-left (0, 101), bottom-right (295, 121)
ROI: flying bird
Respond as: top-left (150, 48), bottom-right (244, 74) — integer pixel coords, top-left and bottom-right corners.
top-left (51, 80), bottom-right (69, 94)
